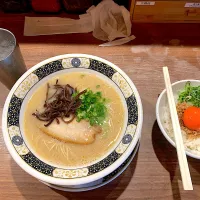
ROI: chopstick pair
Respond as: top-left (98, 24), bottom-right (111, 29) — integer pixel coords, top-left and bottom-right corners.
top-left (163, 67), bottom-right (193, 191)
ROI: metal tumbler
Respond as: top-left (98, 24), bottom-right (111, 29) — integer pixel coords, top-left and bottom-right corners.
top-left (0, 28), bottom-right (27, 89)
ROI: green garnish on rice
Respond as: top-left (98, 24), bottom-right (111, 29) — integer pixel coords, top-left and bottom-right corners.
top-left (178, 81), bottom-right (200, 107)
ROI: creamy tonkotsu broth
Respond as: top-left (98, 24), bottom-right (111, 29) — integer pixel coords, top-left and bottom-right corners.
top-left (23, 72), bottom-right (125, 168)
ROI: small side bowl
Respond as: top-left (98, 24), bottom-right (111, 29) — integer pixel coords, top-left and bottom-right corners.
top-left (156, 79), bottom-right (200, 159)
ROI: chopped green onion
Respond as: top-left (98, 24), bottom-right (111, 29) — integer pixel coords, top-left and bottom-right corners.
top-left (178, 81), bottom-right (200, 107)
top-left (80, 74), bottom-right (85, 78)
top-left (75, 89), bottom-right (107, 126)
top-left (96, 85), bottom-right (100, 89)
top-left (72, 91), bottom-right (79, 98)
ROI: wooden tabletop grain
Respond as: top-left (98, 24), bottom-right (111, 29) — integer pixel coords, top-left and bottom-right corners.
top-left (0, 13), bottom-right (200, 200)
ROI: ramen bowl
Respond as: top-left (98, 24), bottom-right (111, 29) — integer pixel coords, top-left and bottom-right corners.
top-left (2, 54), bottom-right (143, 189)
top-left (156, 79), bottom-right (200, 160)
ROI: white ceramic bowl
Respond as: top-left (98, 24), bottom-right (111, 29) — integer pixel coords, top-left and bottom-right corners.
top-left (2, 54), bottom-right (143, 188)
top-left (156, 79), bottom-right (200, 159)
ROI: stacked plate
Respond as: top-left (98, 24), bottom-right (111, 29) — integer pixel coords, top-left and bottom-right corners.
top-left (42, 141), bottom-right (140, 192)
top-left (2, 54), bottom-right (143, 191)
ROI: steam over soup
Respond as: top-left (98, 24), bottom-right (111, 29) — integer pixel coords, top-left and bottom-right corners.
top-left (23, 72), bottom-right (125, 168)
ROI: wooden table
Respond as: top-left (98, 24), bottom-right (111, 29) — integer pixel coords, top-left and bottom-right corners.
top-left (0, 14), bottom-right (200, 200)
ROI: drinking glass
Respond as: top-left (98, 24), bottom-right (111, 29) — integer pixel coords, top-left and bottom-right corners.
top-left (0, 28), bottom-right (27, 89)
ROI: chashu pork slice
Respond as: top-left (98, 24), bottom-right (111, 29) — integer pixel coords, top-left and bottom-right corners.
top-left (39, 118), bottom-right (102, 145)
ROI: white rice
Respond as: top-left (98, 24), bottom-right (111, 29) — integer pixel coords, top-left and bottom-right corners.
top-left (162, 106), bottom-right (200, 156)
